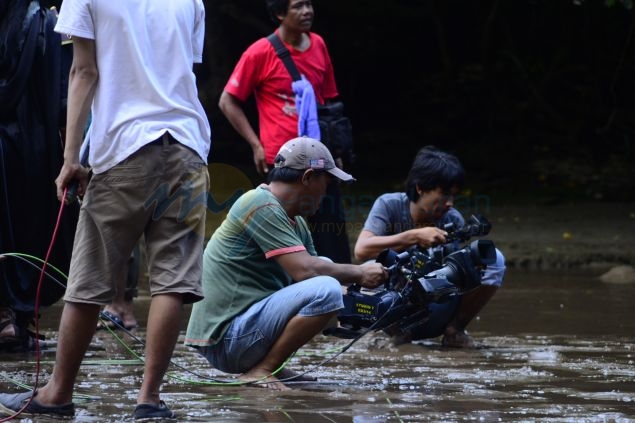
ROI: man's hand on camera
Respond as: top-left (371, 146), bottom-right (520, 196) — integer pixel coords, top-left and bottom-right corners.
top-left (411, 227), bottom-right (448, 248)
top-left (358, 262), bottom-right (388, 289)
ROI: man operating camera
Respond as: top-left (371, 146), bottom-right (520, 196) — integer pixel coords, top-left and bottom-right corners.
top-left (185, 137), bottom-right (387, 391)
top-left (354, 146), bottom-right (506, 347)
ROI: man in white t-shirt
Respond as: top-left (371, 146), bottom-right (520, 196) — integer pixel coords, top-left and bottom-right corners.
top-left (0, 0), bottom-right (211, 420)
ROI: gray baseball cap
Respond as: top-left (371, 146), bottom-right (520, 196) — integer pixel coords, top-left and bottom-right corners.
top-left (273, 137), bottom-right (355, 182)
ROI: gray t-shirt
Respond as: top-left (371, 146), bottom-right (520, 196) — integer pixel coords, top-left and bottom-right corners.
top-left (362, 192), bottom-right (464, 236)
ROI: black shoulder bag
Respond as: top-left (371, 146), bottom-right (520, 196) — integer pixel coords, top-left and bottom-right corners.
top-left (266, 33), bottom-right (355, 165)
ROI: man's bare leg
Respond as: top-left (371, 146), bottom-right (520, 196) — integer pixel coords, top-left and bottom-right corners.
top-left (240, 312), bottom-right (337, 391)
top-left (443, 285), bottom-right (498, 347)
top-left (33, 302), bottom-right (101, 405)
top-left (136, 293), bottom-right (182, 405)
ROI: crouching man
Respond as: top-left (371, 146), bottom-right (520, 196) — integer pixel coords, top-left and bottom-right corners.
top-left (185, 137), bottom-right (387, 391)
top-left (354, 146), bottom-right (506, 348)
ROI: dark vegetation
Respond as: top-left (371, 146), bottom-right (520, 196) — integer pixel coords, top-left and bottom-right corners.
top-left (201, 0), bottom-right (635, 204)
top-left (48, 0), bottom-right (634, 203)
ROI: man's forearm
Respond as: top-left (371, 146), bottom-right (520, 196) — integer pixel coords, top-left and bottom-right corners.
top-left (219, 91), bottom-right (261, 150)
top-left (64, 38), bottom-right (98, 163)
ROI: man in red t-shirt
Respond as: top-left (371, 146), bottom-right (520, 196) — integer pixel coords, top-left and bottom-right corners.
top-left (219, 0), bottom-right (352, 264)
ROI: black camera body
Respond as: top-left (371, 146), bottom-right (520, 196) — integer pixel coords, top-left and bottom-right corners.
top-left (325, 215), bottom-right (496, 339)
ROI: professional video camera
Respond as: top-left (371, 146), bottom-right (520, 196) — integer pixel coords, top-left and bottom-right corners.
top-left (324, 215), bottom-right (496, 339)
top-left (423, 213), bottom-right (492, 266)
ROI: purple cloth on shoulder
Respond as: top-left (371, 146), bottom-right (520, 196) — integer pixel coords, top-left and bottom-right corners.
top-left (292, 76), bottom-right (321, 139)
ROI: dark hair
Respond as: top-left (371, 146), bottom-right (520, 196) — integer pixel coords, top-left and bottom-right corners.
top-left (267, 153), bottom-right (305, 183)
top-left (405, 146), bottom-right (465, 202)
top-left (265, 0), bottom-right (289, 25)
top-left (267, 167), bottom-right (306, 183)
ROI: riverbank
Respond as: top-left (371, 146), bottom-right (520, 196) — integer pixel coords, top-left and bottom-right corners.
top-left (345, 199), bottom-right (635, 277)
top-left (212, 163), bottom-right (635, 274)
top-left (486, 201), bottom-right (635, 272)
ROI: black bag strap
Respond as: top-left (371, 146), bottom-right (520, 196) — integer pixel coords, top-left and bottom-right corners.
top-left (266, 33), bottom-right (302, 82)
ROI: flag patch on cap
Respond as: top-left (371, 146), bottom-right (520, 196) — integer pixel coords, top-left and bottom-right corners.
top-left (310, 158), bottom-right (325, 169)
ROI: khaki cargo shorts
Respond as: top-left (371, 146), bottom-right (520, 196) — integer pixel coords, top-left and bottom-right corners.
top-left (64, 134), bottom-right (209, 305)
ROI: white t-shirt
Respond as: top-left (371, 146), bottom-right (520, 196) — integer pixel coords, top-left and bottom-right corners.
top-left (55, 0), bottom-right (211, 173)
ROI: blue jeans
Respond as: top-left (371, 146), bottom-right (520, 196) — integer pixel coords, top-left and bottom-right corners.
top-left (198, 276), bottom-right (344, 374)
top-left (481, 248), bottom-right (506, 287)
top-left (408, 297), bottom-right (461, 339)
top-left (408, 248), bottom-right (506, 339)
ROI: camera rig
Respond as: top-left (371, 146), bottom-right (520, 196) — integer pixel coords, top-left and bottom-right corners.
top-left (324, 214), bottom-right (496, 339)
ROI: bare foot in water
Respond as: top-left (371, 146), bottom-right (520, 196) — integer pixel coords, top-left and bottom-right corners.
top-left (441, 328), bottom-right (475, 348)
top-left (0, 307), bottom-right (19, 342)
top-left (239, 369), bottom-right (291, 391)
top-left (97, 302), bottom-right (138, 330)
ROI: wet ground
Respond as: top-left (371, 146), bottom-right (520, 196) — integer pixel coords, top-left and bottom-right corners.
top-left (1, 268), bottom-right (634, 422)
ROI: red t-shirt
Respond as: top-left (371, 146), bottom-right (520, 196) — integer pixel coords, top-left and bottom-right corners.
top-left (224, 31), bottom-right (338, 164)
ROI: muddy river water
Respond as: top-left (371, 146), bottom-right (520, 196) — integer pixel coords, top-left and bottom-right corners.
top-left (1, 268), bottom-right (634, 422)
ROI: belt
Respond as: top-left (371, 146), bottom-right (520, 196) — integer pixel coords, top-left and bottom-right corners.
top-left (151, 132), bottom-right (178, 146)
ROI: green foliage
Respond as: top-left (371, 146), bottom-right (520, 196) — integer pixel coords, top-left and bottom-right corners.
top-left (573, 0), bottom-right (633, 9)
top-left (604, 0), bottom-right (634, 9)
